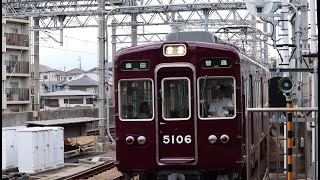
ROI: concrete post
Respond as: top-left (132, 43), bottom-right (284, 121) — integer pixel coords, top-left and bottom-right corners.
top-left (111, 19), bottom-right (116, 107)
top-left (289, 3), bottom-right (302, 108)
top-left (131, 14), bottom-right (137, 47)
top-left (203, 9), bottom-right (209, 32)
top-left (251, 15), bottom-right (256, 60)
top-left (310, 0), bottom-right (318, 177)
top-left (96, 0), bottom-right (107, 152)
top-left (300, 0), bottom-right (310, 107)
top-left (300, 2), bottom-right (312, 174)
top-left (33, 18), bottom-right (40, 120)
top-left (58, 15), bottom-right (65, 47)
top-left (263, 21), bottom-right (268, 65)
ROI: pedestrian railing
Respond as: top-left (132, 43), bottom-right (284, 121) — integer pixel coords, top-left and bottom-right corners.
top-left (246, 107), bottom-right (318, 180)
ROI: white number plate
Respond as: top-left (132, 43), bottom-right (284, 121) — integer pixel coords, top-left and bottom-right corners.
top-left (162, 135), bottom-right (192, 144)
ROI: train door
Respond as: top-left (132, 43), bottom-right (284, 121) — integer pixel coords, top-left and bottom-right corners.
top-left (155, 63), bottom-right (197, 165)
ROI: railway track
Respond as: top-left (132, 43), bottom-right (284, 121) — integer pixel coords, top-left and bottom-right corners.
top-left (64, 161), bottom-right (122, 180)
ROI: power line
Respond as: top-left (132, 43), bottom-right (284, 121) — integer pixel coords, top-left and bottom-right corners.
top-left (43, 30), bottom-right (97, 44)
top-left (39, 45), bottom-right (97, 55)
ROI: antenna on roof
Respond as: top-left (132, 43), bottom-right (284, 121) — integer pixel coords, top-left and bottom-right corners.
top-left (77, 56), bottom-right (82, 71)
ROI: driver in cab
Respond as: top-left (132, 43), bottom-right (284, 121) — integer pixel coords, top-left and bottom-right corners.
top-left (208, 85), bottom-right (234, 117)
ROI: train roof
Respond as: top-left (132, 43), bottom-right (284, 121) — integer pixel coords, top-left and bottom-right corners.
top-left (115, 41), bottom-right (240, 58)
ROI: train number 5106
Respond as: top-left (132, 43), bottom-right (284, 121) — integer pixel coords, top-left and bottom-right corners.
top-left (163, 135), bottom-right (192, 144)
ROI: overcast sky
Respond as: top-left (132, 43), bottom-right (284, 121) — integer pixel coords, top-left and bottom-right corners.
top-left (38, 28), bottom-right (99, 71)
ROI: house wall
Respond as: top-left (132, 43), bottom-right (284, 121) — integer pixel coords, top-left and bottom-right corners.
top-left (40, 71), bottom-right (60, 82)
top-left (3, 21), bottom-right (29, 35)
top-left (43, 95), bottom-right (95, 110)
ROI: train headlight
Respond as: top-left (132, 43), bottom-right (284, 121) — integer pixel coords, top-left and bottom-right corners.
top-left (126, 136), bottom-right (135, 145)
top-left (137, 136), bottom-right (146, 145)
top-left (165, 46), bottom-right (174, 55)
top-left (163, 44), bottom-right (187, 57)
top-left (177, 46), bottom-right (185, 55)
top-left (208, 135), bottom-right (217, 144)
top-left (220, 134), bottom-right (230, 144)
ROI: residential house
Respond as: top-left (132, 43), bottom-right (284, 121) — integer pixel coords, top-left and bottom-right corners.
top-left (59, 69), bottom-right (113, 103)
top-left (2, 18), bottom-right (31, 113)
top-left (31, 65), bottom-right (86, 94)
top-left (31, 64), bottom-right (64, 94)
top-left (41, 90), bottom-right (97, 110)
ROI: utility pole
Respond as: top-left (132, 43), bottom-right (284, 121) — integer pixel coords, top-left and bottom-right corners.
top-left (310, 0), bottom-right (318, 178)
top-left (96, 0), bottom-right (107, 152)
top-left (33, 18), bottom-right (40, 120)
top-left (77, 56), bottom-right (82, 70)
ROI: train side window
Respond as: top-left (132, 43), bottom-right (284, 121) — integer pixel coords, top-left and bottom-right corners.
top-left (118, 79), bottom-right (154, 121)
top-left (197, 76), bottom-right (236, 120)
top-left (162, 77), bottom-right (191, 120)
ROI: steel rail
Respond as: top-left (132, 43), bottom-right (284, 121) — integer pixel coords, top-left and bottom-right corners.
top-left (64, 161), bottom-right (116, 180)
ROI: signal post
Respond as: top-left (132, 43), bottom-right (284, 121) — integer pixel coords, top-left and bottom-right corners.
top-left (278, 77), bottom-right (294, 180)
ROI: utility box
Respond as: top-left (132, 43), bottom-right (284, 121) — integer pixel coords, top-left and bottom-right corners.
top-left (2, 126), bottom-right (27, 170)
top-left (17, 128), bottom-right (46, 173)
top-left (30, 127), bottom-right (53, 170)
top-left (51, 127), bottom-right (64, 167)
top-left (38, 127), bottom-right (64, 168)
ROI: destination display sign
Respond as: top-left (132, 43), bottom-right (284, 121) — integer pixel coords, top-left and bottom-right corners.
top-left (121, 61), bottom-right (150, 71)
top-left (201, 58), bottom-right (232, 68)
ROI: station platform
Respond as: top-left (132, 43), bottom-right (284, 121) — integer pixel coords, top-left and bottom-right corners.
top-left (26, 117), bottom-right (102, 138)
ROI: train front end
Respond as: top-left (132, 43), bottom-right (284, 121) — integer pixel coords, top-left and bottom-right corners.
top-left (114, 40), bottom-right (244, 179)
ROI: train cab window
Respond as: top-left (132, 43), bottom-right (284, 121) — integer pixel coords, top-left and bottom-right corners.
top-left (162, 78), bottom-right (191, 120)
top-left (118, 79), bottom-right (154, 121)
top-left (197, 77), bottom-right (236, 119)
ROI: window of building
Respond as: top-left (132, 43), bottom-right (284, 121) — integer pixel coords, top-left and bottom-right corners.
top-left (197, 76), bottom-right (236, 120)
top-left (64, 99), bottom-right (69, 104)
top-left (9, 55), bottom-right (18, 61)
top-left (10, 82), bottom-right (18, 89)
top-left (10, 108), bottom-right (19, 112)
top-left (69, 98), bottom-right (83, 104)
top-left (10, 27), bottom-right (18, 34)
top-left (45, 99), bottom-right (59, 107)
top-left (162, 78), bottom-right (190, 120)
top-left (86, 98), bottom-right (94, 104)
top-left (119, 79), bottom-right (153, 120)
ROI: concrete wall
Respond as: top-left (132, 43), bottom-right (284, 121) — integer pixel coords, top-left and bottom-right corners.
top-left (2, 111), bottom-right (33, 127)
top-left (39, 107), bottom-right (98, 120)
top-left (1, 106), bottom-right (115, 128)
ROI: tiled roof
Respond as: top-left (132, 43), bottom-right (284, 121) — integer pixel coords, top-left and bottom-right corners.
top-left (67, 68), bottom-right (85, 75)
top-left (31, 64), bottom-right (55, 72)
top-left (64, 75), bottom-right (98, 86)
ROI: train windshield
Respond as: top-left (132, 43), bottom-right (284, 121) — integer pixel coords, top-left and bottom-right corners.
top-left (198, 77), bottom-right (236, 119)
top-left (119, 79), bottom-right (154, 121)
top-left (162, 78), bottom-right (191, 120)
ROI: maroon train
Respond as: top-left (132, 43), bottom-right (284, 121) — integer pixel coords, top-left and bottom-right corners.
top-left (114, 31), bottom-right (269, 180)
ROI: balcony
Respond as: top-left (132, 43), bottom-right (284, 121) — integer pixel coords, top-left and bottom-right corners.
top-left (5, 88), bottom-right (29, 102)
top-left (5, 60), bottom-right (30, 74)
top-left (4, 33), bottom-right (29, 47)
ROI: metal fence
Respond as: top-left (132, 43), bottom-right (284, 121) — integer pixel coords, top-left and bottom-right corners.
top-left (5, 88), bottom-right (29, 101)
top-left (4, 33), bottom-right (29, 47)
top-left (5, 60), bottom-right (30, 74)
top-left (246, 107), bottom-right (318, 180)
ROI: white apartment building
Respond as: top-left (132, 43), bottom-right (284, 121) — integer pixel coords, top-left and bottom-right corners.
top-left (2, 18), bottom-right (31, 113)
